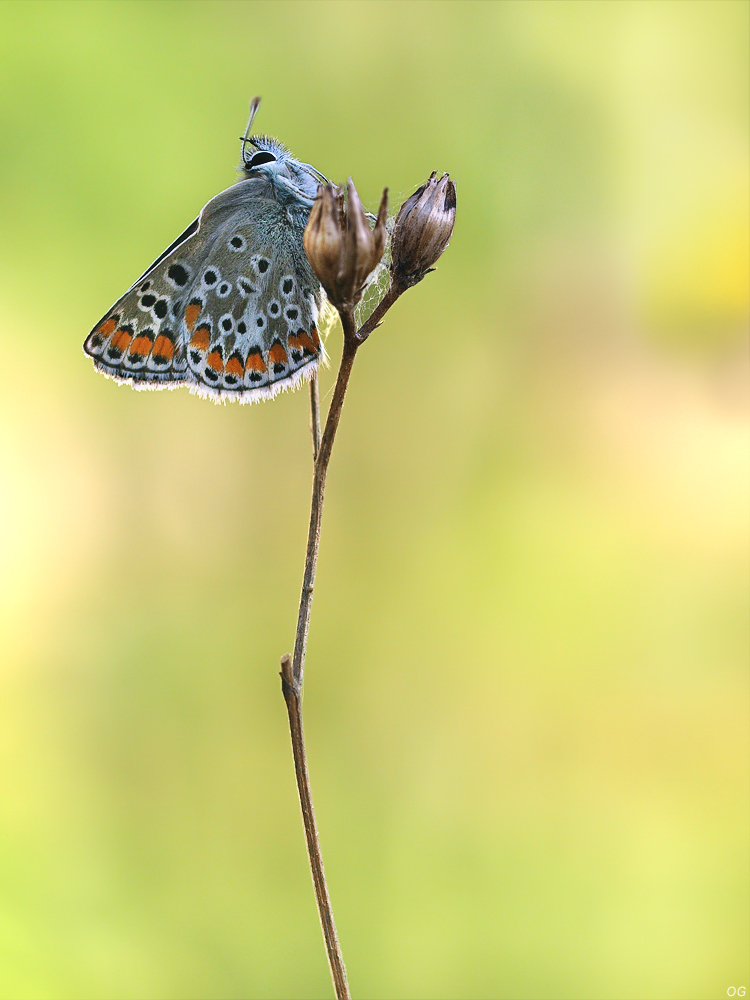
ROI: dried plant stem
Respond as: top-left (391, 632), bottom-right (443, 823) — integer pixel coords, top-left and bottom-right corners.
top-left (279, 164), bottom-right (454, 997)
top-left (291, 329), bottom-right (358, 689)
top-left (280, 655), bottom-right (350, 1000)
top-left (281, 315), bottom-right (360, 1000)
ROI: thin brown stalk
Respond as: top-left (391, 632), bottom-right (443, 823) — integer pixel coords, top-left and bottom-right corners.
top-left (280, 654), bottom-right (350, 1000)
top-left (281, 310), bottom-right (361, 1000)
top-left (291, 325), bottom-right (359, 689)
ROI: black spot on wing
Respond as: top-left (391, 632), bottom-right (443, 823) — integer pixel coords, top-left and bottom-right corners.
top-left (167, 263), bottom-right (190, 287)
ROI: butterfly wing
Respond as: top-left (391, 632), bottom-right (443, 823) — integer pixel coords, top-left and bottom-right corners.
top-left (84, 179), bottom-right (325, 402)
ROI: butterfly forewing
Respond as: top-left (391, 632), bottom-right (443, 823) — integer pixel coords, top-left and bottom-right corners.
top-left (84, 176), bottom-right (325, 402)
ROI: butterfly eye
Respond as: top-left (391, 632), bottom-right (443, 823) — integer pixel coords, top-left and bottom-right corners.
top-left (248, 150), bottom-right (277, 168)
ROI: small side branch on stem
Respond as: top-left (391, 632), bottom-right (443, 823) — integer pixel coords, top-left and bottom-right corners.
top-left (309, 372), bottom-right (321, 462)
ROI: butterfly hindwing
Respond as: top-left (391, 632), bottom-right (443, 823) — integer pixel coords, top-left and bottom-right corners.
top-left (84, 179), bottom-right (325, 402)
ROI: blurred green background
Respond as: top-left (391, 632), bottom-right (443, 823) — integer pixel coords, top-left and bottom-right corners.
top-left (0, 1), bottom-right (747, 998)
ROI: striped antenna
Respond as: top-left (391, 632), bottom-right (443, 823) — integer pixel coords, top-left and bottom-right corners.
top-left (240, 96), bottom-right (262, 160)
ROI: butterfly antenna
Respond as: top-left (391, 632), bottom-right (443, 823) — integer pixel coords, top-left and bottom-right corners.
top-left (240, 96), bottom-right (262, 161)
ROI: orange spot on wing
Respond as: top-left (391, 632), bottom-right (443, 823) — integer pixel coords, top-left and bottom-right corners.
top-left (225, 355), bottom-right (244, 378)
top-left (268, 342), bottom-right (288, 366)
top-left (98, 317), bottom-right (118, 338)
top-left (152, 335), bottom-right (174, 361)
top-left (184, 302), bottom-right (201, 332)
top-left (245, 350), bottom-right (267, 373)
top-left (130, 335), bottom-right (154, 356)
top-left (206, 350), bottom-right (224, 372)
top-left (293, 330), bottom-right (317, 354)
top-left (110, 328), bottom-right (133, 352)
top-left (190, 325), bottom-right (211, 351)
top-left (310, 326), bottom-right (320, 348)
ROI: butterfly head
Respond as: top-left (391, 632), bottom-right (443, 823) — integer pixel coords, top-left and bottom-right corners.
top-left (238, 99), bottom-right (325, 203)
top-left (241, 133), bottom-right (291, 173)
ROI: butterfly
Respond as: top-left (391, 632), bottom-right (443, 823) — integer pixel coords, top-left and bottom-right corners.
top-left (83, 98), bottom-right (328, 403)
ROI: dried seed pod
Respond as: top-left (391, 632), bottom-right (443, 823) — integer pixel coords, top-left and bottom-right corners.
top-left (390, 172), bottom-right (456, 288)
top-left (303, 183), bottom-right (345, 297)
top-left (304, 180), bottom-right (389, 311)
